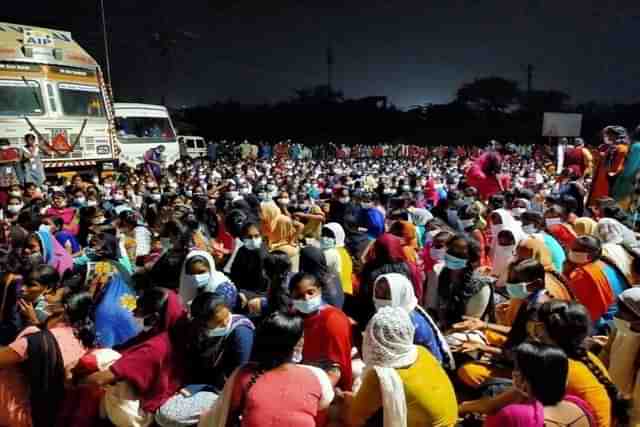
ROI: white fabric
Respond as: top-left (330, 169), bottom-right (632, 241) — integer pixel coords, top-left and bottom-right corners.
top-left (179, 250), bottom-right (233, 305)
top-left (597, 218), bottom-right (625, 245)
top-left (324, 248), bottom-right (342, 276)
top-left (408, 208), bottom-right (433, 226)
top-left (490, 209), bottom-right (525, 277)
top-left (223, 238), bottom-right (244, 274)
top-left (373, 273), bottom-right (454, 370)
top-left (102, 381), bottom-right (153, 427)
top-left (324, 222), bottom-right (346, 247)
top-left (362, 307), bottom-right (418, 427)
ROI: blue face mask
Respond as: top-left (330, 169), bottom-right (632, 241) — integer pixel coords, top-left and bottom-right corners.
top-left (444, 253), bottom-right (468, 270)
top-left (506, 282), bottom-right (530, 299)
top-left (243, 237), bottom-right (263, 250)
top-left (320, 237), bottom-right (336, 250)
top-left (190, 273), bottom-right (210, 288)
top-left (204, 317), bottom-right (232, 338)
top-left (293, 295), bottom-right (322, 314)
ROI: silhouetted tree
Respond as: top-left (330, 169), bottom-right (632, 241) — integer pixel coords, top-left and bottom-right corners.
top-left (456, 77), bottom-right (520, 112)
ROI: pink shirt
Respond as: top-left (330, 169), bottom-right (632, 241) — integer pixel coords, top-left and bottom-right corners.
top-left (0, 326), bottom-right (86, 427)
top-left (230, 365), bottom-right (324, 427)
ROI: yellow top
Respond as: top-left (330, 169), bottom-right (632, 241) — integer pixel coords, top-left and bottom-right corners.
top-left (337, 247), bottom-right (354, 295)
top-left (349, 346), bottom-right (458, 427)
top-left (566, 352), bottom-right (612, 427)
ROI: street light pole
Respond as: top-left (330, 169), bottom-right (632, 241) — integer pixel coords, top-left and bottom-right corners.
top-left (100, 0), bottom-right (113, 90)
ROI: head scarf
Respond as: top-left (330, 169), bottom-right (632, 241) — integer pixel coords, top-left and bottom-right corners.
top-left (518, 237), bottom-right (554, 272)
top-left (620, 288), bottom-right (640, 318)
top-left (260, 201), bottom-right (282, 242)
top-left (574, 217), bottom-right (598, 237)
top-left (409, 208), bottom-right (433, 226)
top-left (547, 223), bottom-right (577, 250)
top-left (35, 230), bottom-right (73, 276)
top-left (324, 222), bottom-right (346, 248)
top-left (179, 250), bottom-right (233, 305)
top-left (373, 273), bottom-right (454, 369)
top-left (598, 218), bottom-right (634, 281)
top-left (362, 306), bottom-right (418, 427)
top-left (300, 246), bottom-right (330, 278)
top-left (270, 215), bottom-right (298, 248)
top-left (368, 234), bottom-right (406, 266)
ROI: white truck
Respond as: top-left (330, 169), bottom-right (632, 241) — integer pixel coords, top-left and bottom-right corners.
top-left (0, 22), bottom-right (118, 174)
top-left (114, 103), bottom-right (180, 167)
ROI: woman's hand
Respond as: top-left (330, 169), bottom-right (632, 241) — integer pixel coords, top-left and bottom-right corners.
top-left (451, 316), bottom-right (486, 332)
top-left (18, 299), bottom-right (39, 326)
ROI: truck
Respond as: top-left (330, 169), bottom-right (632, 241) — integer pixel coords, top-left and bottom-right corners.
top-left (178, 135), bottom-right (207, 159)
top-left (0, 22), bottom-right (118, 175)
top-left (114, 103), bottom-right (180, 167)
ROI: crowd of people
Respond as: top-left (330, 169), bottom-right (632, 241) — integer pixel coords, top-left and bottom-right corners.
top-left (0, 124), bottom-right (639, 427)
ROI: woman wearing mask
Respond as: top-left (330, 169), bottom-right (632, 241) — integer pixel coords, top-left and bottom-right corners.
top-left (290, 273), bottom-right (353, 392)
top-left (199, 311), bottom-right (334, 427)
top-left (454, 259), bottom-right (550, 390)
top-left (438, 234), bottom-right (495, 328)
top-left (521, 211), bottom-right (566, 273)
top-left (422, 230), bottom-right (453, 313)
top-left (299, 246), bottom-right (344, 309)
top-left (342, 307), bottom-right (458, 427)
top-left (85, 288), bottom-right (188, 427)
top-left (372, 273), bottom-right (453, 369)
top-left (359, 234), bottom-right (422, 326)
top-left (24, 226), bottom-right (74, 276)
top-left (230, 222), bottom-right (269, 295)
top-left (564, 236), bottom-right (628, 333)
top-left (458, 204), bottom-right (490, 267)
top-left (488, 209), bottom-right (525, 278)
top-left (597, 218), bottom-right (637, 284)
top-left (484, 342), bottom-right (595, 427)
top-left (612, 124), bottom-right (640, 209)
top-left (321, 222), bottom-right (354, 295)
top-left (179, 250), bottom-right (238, 308)
top-left (260, 201), bottom-right (283, 246)
top-left (0, 291), bottom-right (95, 427)
top-left (544, 205), bottom-right (578, 252)
top-left (46, 191), bottom-right (79, 235)
top-left (156, 292), bottom-right (254, 427)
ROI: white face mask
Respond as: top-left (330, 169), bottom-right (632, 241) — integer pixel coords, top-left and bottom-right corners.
top-left (293, 295), bottom-right (322, 314)
top-left (243, 237), bottom-right (263, 250)
top-left (75, 197), bottom-right (86, 205)
top-left (522, 224), bottom-right (538, 234)
top-left (189, 272), bottom-right (210, 288)
top-left (545, 217), bottom-right (562, 227)
top-left (7, 204), bottom-right (22, 214)
top-left (339, 197), bottom-right (350, 204)
top-left (204, 316), bottom-right (232, 338)
top-left (430, 247), bottom-right (446, 262)
top-left (320, 237), bottom-right (336, 250)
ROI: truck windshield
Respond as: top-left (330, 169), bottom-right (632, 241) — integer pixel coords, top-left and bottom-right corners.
top-left (0, 80), bottom-right (44, 116)
top-left (115, 116), bottom-right (176, 140)
top-left (58, 83), bottom-right (105, 117)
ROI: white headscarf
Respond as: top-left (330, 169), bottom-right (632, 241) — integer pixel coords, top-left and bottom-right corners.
top-left (179, 250), bottom-right (233, 305)
top-left (373, 273), bottom-right (454, 370)
top-left (408, 208), bottom-right (433, 226)
top-left (324, 222), bottom-right (346, 247)
top-left (598, 218), bottom-right (634, 281)
top-left (362, 306), bottom-right (418, 427)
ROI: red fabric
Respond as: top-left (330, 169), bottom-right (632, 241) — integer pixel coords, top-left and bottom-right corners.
top-left (302, 306), bottom-right (353, 391)
top-left (547, 224), bottom-right (577, 250)
top-left (424, 179), bottom-right (439, 207)
top-left (46, 207), bottom-right (79, 235)
top-left (109, 291), bottom-right (187, 412)
top-left (465, 153), bottom-right (511, 200)
top-left (565, 147), bottom-right (586, 176)
top-left (370, 233), bottom-right (405, 264)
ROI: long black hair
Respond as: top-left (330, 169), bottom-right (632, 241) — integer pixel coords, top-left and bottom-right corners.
top-left (63, 292), bottom-right (97, 348)
top-left (538, 300), bottom-right (629, 424)
top-left (513, 342), bottom-right (568, 406)
top-left (244, 311), bottom-right (303, 392)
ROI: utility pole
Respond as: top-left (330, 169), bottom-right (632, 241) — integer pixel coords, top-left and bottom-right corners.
top-left (99, 0), bottom-right (113, 91)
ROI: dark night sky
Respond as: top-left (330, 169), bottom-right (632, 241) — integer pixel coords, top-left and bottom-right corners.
top-left (4, 0), bottom-right (640, 108)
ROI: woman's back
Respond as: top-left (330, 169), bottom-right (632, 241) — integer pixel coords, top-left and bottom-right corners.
top-left (565, 354), bottom-right (612, 427)
top-left (396, 346), bottom-right (458, 427)
top-left (231, 365), bottom-right (325, 427)
top-left (485, 397), bottom-right (592, 427)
